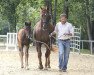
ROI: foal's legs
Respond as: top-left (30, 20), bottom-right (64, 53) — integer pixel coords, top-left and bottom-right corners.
top-left (25, 45), bottom-right (29, 70)
top-left (36, 42), bottom-right (43, 69)
top-left (47, 53), bottom-right (51, 68)
top-left (19, 45), bottom-right (24, 68)
top-left (45, 43), bottom-right (51, 69)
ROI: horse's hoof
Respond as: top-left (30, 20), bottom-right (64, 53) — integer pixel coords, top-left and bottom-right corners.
top-left (48, 66), bottom-right (51, 68)
top-left (44, 68), bottom-right (48, 70)
top-left (21, 66), bottom-right (24, 68)
top-left (39, 65), bottom-right (43, 69)
top-left (26, 68), bottom-right (29, 70)
top-left (25, 66), bottom-right (29, 70)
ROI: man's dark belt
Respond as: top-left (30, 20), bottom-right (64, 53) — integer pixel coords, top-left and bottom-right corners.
top-left (60, 39), bottom-right (70, 41)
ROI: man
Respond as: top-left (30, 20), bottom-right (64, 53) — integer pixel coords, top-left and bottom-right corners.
top-left (50, 13), bottom-right (74, 72)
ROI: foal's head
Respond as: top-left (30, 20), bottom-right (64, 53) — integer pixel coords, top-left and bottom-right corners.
top-left (40, 7), bottom-right (51, 30)
top-left (24, 21), bottom-right (32, 38)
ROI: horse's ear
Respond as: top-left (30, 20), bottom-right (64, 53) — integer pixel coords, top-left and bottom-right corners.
top-left (40, 6), bottom-right (47, 10)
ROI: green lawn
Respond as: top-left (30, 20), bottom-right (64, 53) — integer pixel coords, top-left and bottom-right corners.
top-left (70, 49), bottom-right (94, 55)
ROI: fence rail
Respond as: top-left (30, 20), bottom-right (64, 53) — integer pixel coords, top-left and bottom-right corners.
top-left (80, 40), bottom-right (94, 54)
top-left (0, 35), bottom-right (7, 38)
top-left (0, 35), bottom-right (7, 46)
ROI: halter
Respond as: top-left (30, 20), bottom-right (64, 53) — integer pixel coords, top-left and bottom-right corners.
top-left (41, 19), bottom-right (48, 31)
top-left (24, 26), bottom-right (32, 39)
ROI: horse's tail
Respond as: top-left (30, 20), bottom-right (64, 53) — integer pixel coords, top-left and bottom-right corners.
top-left (49, 35), bottom-right (58, 52)
top-left (51, 45), bottom-right (58, 52)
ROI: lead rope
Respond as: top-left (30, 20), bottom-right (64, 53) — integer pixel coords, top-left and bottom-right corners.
top-left (50, 37), bottom-right (52, 50)
top-left (35, 35), bottom-right (56, 51)
top-left (35, 40), bottom-right (50, 50)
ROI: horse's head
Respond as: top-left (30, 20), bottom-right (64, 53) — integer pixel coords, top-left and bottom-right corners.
top-left (40, 7), bottom-right (51, 30)
top-left (24, 21), bottom-right (33, 39)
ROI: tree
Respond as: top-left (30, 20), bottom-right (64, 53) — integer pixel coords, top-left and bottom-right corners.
top-left (63, 0), bottom-right (69, 18)
top-left (84, 0), bottom-right (92, 40)
top-left (0, 0), bottom-right (21, 32)
top-left (53, 0), bottom-right (57, 25)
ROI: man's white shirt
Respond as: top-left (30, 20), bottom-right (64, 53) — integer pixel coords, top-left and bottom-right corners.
top-left (54, 22), bottom-right (74, 40)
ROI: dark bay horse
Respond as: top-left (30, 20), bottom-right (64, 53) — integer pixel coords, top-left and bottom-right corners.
top-left (17, 21), bottom-right (32, 70)
top-left (33, 7), bottom-right (55, 69)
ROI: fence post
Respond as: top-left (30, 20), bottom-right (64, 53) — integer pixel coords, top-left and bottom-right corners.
top-left (6, 33), bottom-right (17, 51)
top-left (73, 26), bottom-right (75, 52)
top-left (79, 26), bottom-right (81, 54)
top-left (82, 41), bottom-right (83, 50)
top-left (90, 41), bottom-right (92, 54)
top-left (73, 37), bottom-right (75, 52)
top-left (79, 40), bottom-right (80, 54)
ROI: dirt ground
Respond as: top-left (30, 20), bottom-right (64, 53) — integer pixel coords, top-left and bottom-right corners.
top-left (0, 46), bottom-right (94, 75)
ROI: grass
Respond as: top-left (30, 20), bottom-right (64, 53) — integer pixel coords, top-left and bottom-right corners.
top-left (70, 49), bottom-right (94, 55)
top-left (80, 49), bottom-right (91, 54)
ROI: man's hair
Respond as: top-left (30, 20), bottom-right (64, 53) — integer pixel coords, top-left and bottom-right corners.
top-left (60, 13), bottom-right (67, 18)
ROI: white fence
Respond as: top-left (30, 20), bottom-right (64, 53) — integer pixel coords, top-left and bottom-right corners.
top-left (70, 27), bottom-right (94, 54)
top-left (81, 40), bottom-right (94, 54)
top-left (70, 27), bottom-right (81, 54)
top-left (6, 33), bottom-right (17, 51)
top-left (0, 33), bottom-right (17, 51)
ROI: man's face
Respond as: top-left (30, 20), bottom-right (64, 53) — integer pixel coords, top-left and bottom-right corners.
top-left (60, 16), bottom-right (67, 24)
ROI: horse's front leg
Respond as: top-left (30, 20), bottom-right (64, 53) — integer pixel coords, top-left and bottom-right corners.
top-left (19, 45), bottom-right (24, 68)
top-left (48, 53), bottom-right (51, 68)
top-left (36, 43), bottom-right (43, 69)
top-left (25, 45), bottom-right (29, 70)
top-left (45, 44), bottom-right (51, 69)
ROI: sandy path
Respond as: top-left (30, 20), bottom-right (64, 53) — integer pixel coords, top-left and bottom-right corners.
top-left (0, 46), bottom-right (94, 75)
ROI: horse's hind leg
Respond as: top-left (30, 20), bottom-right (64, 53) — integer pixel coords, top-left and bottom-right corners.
top-left (19, 46), bottom-right (24, 68)
top-left (36, 43), bottom-right (43, 69)
top-left (25, 45), bottom-right (29, 70)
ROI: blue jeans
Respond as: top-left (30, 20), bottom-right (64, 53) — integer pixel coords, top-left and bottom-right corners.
top-left (58, 39), bottom-right (70, 70)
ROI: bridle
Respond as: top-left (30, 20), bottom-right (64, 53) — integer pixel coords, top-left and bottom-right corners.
top-left (24, 26), bottom-right (32, 39)
top-left (41, 13), bottom-right (50, 31)
top-left (41, 19), bottom-right (48, 31)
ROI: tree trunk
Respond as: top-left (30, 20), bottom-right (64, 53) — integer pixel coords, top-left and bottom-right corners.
top-left (53, 0), bottom-right (57, 25)
top-left (44, 0), bottom-right (53, 23)
top-left (84, 0), bottom-right (93, 52)
top-left (85, 0), bottom-right (92, 40)
top-left (8, 15), bottom-right (17, 32)
top-left (91, 21), bottom-right (94, 52)
top-left (63, 0), bottom-right (69, 18)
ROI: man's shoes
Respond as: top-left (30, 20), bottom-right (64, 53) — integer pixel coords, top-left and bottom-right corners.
top-left (62, 69), bottom-right (67, 72)
top-left (59, 69), bottom-right (62, 72)
top-left (59, 68), bottom-right (67, 72)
